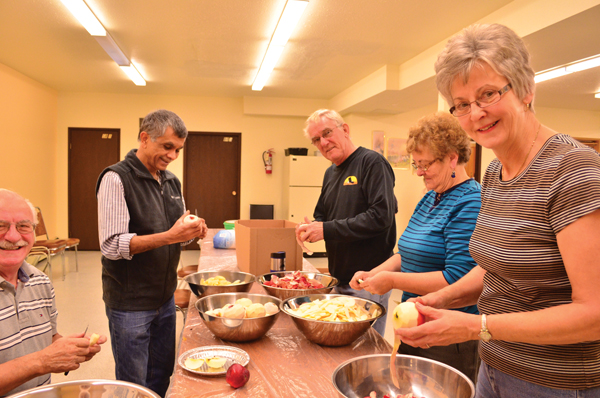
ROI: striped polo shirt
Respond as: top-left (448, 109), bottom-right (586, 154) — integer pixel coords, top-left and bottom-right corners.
top-left (472, 134), bottom-right (600, 389)
top-left (0, 262), bottom-right (57, 396)
top-left (399, 178), bottom-right (481, 314)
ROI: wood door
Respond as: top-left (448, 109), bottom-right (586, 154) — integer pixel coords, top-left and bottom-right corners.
top-left (184, 132), bottom-right (241, 229)
top-left (68, 128), bottom-right (120, 250)
top-left (465, 140), bottom-right (482, 182)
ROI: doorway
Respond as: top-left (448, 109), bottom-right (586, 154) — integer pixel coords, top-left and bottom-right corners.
top-left (183, 132), bottom-right (241, 231)
top-left (68, 128), bottom-right (120, 250)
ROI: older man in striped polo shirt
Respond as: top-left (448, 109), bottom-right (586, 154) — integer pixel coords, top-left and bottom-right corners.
top-left (0, 189), bottom-right (107, 396)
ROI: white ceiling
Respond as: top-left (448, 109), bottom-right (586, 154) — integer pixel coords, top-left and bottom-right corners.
top-left (1, 0), bottom-right (599, 114)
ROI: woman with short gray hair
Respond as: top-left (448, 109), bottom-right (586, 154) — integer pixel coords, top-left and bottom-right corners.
top-left (395, 23), bottom-right (600, 397)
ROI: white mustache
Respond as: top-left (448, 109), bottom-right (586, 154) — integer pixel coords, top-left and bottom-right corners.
top-left (0, 240), bottom-right (28, 250)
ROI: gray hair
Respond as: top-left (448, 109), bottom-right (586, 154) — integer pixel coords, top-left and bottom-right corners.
top-left (0, 189), bottom-right (38, 224)
top-left (303, 109), bottom-right (345, 138)
top-left (138, 109), bottom-right (188, 141)
top-left (435, 23), bottom-right (536, 112)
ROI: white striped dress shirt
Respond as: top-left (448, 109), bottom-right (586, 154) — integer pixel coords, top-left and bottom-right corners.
top-left (97, 171), bottom-right (189, 261)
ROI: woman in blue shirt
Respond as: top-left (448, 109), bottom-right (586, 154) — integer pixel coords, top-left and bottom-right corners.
top-left (350, 112), bottom-right (481, 383)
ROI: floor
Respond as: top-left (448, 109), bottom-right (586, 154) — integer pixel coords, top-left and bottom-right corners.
top-left (46, 251), bottom-right (401, 384)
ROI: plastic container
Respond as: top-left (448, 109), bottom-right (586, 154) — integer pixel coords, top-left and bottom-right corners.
top-left (213, 221), bottom-right (236, 249)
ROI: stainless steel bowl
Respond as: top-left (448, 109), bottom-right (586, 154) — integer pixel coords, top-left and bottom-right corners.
top-left (195, 292), bottom-right (281, 342)
top-left (258, 271), bottom-right (339, 301)
top-left (281, 294), bottom-right (385, 346)
top-left (332, 354), bottom-right (475, 398)
top-left (185, 271), bottom-right (255, 298)
top-left (6, 379), bottom-right (160, 398)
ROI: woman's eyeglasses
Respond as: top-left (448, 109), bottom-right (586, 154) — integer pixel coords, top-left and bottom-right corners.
top-left (411, 159), bottom-right (438, 172)
top-left (450, 83), bottom-right (512, 117)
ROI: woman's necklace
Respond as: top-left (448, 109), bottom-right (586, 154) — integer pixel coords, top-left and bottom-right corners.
top-left (513, 123), bottom-right (541, 177)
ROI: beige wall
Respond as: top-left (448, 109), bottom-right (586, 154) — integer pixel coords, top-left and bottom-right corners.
top-left (3, 61), bottom-right (600, 246)
top-left (55, 92), bottom-right (312, 236)
top-left (0, 63), bottom-right (58, 233)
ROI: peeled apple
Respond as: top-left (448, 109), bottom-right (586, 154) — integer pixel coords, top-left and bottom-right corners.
top-left (392, 302), bottom-right (425, 329)
top-left (390, 302), bottom-right (424, 388)
top-left (184, 214), bottom-right (199, 224)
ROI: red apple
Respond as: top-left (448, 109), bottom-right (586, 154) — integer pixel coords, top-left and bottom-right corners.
top-left (226, 363), bottom-right (250, 389)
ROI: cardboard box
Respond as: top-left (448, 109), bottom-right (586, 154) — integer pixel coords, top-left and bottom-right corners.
top-left (234, 220), bottom-right (303, 276)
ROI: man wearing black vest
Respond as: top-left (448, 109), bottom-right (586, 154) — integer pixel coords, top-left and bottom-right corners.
top-left (96, 109), bottom-right (206, 397)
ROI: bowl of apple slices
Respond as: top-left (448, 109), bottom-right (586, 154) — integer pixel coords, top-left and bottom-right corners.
top-left (258, 271), bottom-right (339, 301)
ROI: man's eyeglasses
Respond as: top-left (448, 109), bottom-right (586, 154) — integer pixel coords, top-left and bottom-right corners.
top-left (449, 83), bottom-right (512, 117)
top-left (311, 126), bottom-right (340, 146)
top-left (411, 159), bottom-right (438, 172)
top-left (0, 221), bottom-right (36, 235)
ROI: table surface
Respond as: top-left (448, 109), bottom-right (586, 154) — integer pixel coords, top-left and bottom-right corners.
top-left (167, 230), bottom-right (392, 398)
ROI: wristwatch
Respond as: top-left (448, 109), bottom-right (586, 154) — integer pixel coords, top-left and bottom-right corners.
top-left (479, 314), bottom-right (492, 342)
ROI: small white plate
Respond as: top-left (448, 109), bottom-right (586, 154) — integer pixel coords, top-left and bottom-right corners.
top-left (178, 345), bottom-right (250, 376)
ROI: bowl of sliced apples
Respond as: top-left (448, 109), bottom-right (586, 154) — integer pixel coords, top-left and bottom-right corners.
top-left (185, 271), bottom-right (255, 298)
top-left (281, 294), bottom-right (385, 346)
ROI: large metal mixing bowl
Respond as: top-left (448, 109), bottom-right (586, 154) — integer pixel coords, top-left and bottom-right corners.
top-left (195, 292), bottom-right (281, 342)
top-left (185, 271), bottom-right (255, 297)
top-left (281, 294), bottom-right (385, 346)
top-left (6, 379), bottom-right (160, 398)
top-left (258, 271), bottom-right (339, 300)
top-left (332, 354), bottom-right (475, 398)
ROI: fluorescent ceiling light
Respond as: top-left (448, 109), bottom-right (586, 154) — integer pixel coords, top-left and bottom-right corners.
top-left (535, 54), bottom-right (600, 83)
top-left (534, 67), bottom-right (571, 83)
top-left (60, 0), bottom-right (106, 36)
top-left (565, 55), bottom-right (600, 73)
top-left (120, 63), bottom-right (146, 86)
top-left (95, 33), bottom-right (129, 66)
top-left (252, 0), bottom-right (308, 91)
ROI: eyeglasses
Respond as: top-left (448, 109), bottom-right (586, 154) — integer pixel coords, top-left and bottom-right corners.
top-left (449, 84), bottom-right (512, 117)
top-left (411, 159), bottom-right (438, 172)
top-left (0, 221), bottom-right (36, 235)
top-left (311, 125), bottom-right (340, 146)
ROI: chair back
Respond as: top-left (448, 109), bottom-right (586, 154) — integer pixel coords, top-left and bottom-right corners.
top-left (34, 207), bottom-right (50, 241)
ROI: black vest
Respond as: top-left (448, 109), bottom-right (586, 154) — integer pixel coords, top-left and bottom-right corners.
top-left (96, 149), bottom-right (183, 311)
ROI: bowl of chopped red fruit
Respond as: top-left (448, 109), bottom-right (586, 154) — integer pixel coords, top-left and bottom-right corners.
top-left (332, 354), bottom-right (474, 398)
top-left (258, 271), bottom-right (339, 301)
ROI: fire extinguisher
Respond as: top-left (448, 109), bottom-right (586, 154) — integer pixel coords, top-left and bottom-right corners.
top-left (263, 149), bottom-right (274, 174)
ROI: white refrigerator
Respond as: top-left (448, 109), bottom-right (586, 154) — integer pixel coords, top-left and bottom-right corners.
top-left (282, 155), bottom-right (332, 255)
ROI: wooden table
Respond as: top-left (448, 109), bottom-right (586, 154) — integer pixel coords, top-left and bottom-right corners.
top-left (167, 230), bottom-right (392, 398)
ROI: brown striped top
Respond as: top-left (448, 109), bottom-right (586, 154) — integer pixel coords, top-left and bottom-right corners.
top-left (471, 134), bottom-right (600, 389)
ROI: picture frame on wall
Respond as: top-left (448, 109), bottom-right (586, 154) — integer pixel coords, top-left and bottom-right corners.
top-left (372, 130), bottom-right (385, 156)
top-left (386, 137), bottom-right (410, 170)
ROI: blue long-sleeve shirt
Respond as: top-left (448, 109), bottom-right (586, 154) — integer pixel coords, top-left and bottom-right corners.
top-left (398, 178), bottom-right (481, 314)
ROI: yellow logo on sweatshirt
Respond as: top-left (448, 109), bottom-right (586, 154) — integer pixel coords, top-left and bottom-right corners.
top-left (343, 176), bottom-right (358, 185)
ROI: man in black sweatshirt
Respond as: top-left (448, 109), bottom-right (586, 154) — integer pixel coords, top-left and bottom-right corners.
top-left (297, 109), bottom-right (398, 336)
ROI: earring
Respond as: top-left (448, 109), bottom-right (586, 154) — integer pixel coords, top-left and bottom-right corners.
top-left (451, 170), bottom-right (456, 178)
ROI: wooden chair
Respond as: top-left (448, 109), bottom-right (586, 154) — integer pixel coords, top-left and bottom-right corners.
top-left (33, 207), bottom-right (75, 280)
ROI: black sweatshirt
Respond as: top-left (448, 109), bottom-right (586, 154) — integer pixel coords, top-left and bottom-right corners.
top-left (314, 147), bottom-right (397, 285)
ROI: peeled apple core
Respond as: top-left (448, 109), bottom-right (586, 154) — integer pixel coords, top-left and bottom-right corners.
top-left (184, 357), bottom-right (205, 370)
top-left (89, 333), bottom-right (100, 346)
top-left (207, 357), bottom-right (227, 369)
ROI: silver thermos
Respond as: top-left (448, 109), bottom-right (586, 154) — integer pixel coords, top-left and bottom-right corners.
top-left (270, 251), bottom-right (286, 272)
